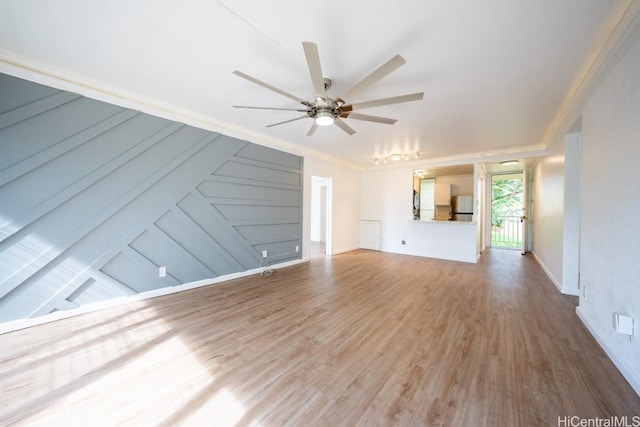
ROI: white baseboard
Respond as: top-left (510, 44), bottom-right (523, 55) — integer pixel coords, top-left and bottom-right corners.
top-left (531, 251), bottom-right (563, 292)
top-left (561, 285), bottom-right (580, 296)
top-left (576, 306), bottom-right (640, 397)
top-left (385, 248), bottom-right (478, 264)
top-left (531, 252), bottom-right (581, 296)
top-left (331, 246), bottom-right (359, 255)
top-left (527, 253), bottom-right (639, 397)
top-left (0, 258), bottom-right (307, 335)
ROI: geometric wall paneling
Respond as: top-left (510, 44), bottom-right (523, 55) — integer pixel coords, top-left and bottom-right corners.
top-left (0, 73), bottom-right (302, 324)
top-left (0, 72), bottom-right (60, 113)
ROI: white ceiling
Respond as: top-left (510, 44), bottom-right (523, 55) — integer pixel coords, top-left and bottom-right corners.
top-left (0, 0), bottom-right (632, 168)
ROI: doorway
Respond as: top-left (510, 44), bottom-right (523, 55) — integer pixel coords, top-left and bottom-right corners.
top-left (310, 176), bottom-right (331, 258)
top-left (490, 172), bottom-right (525, 251)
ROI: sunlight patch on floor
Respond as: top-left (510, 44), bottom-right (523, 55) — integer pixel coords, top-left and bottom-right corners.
top-left (10, 303), bottom-right (250, 426)
top-left (181, 388), bottom-right (249, 426)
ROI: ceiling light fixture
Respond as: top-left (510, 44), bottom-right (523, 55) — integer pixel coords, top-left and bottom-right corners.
top-left (374, 151), bottom-right (422, 164)
top-left (315, 110), bottom-right (335, 126)
top-left (500, 160), bottom-right (519, 166)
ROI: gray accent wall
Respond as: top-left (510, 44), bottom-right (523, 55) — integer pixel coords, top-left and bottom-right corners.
top-left (0, 73), bottom-right (302, 323)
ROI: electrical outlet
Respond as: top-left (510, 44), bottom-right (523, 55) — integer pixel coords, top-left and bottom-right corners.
top-left (613, 313), bottom-right (634, 336)
top-left (158, 266), bottom-right (166, 278)
top-left (583, 286), bottom-right (587, 299)
top-left (262, 250), bottom-right (268, 258)
top-left (295, 245), bottom-right (299, 252)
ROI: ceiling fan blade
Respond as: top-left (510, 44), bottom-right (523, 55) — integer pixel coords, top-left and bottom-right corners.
top-left (233, 70), bottom-right (310, 106)
top-left (341, 112), bottom-right (397, 125)
top-left (306, 122), bottom-right (318, 136)
top-left (343, 92), bottom-right (424, 111)
top-left (234, 105), bottom-right (308, 112)
top-left (266, 115), bottom-right (309, 128)
top-left (334, 118), bottom-right (356, 135)
top-left (302, 42), bottom-right (326, 98)
top-left (338, 54), bottom-right (406, 102)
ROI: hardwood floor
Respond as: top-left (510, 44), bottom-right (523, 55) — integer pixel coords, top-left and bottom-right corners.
top-left (1, 249), bottom-right (638, 426)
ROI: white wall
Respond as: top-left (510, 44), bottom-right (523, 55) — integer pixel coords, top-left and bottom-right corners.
top-left (320, 185), bottom-right (327, 242)
top-left (531, 130), bottom-right (584, 295)
top-left (360, 166), bottom-right (477, 263)
top-left (361, 167), bottom-right (410, 250)
top-left (562, 133), bottom-right (581, 296)
top-left (531, 139), bottom-right (565, 290)
top-left (310, 178), bottom-right (324, 242)
top-left (577, 33), bottom-right (640, 395)
top-left (303, 156), bottom-right (360, 257)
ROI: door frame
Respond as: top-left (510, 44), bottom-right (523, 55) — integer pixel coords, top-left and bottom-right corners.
top-left (521, 168), bottom-right (529, 255)
top-left (485, 170), bottom-right (526, 251)
top-left (310, 175), bottom-right (332, 255)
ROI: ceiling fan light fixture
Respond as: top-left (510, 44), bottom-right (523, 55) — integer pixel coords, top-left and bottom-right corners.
top-left (315, 110), bottom-right (335, 126)
top-left (234, 42), bottom-right (424, 138)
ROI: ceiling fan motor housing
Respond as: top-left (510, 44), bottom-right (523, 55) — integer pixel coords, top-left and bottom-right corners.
top-left (309, 103), bottom-right (341, 120)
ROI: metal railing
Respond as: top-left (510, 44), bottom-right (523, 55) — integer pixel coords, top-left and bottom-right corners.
top-left (491, 215), bottom-right (522, 248)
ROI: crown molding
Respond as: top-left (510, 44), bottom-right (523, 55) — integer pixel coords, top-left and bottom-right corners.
top-left (0, 51), bottom-right (363, 172)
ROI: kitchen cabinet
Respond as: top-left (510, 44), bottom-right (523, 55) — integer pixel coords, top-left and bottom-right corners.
top-left (434, 183), bottom-right (451, 205)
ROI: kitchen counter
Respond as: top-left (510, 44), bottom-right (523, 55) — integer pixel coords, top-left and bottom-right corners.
top-left (406, 219), bottom-right (478, 263)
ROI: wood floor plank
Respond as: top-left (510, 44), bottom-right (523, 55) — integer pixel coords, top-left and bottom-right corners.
top-left (0, 249), bottom-right (639, 426)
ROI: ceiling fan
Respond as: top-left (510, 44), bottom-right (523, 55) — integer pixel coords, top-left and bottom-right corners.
top-left (232, 42), bottom-right (424, 136)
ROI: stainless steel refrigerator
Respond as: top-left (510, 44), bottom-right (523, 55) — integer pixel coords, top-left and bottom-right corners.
top-left (451, 195), bottom-right (473, 221)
